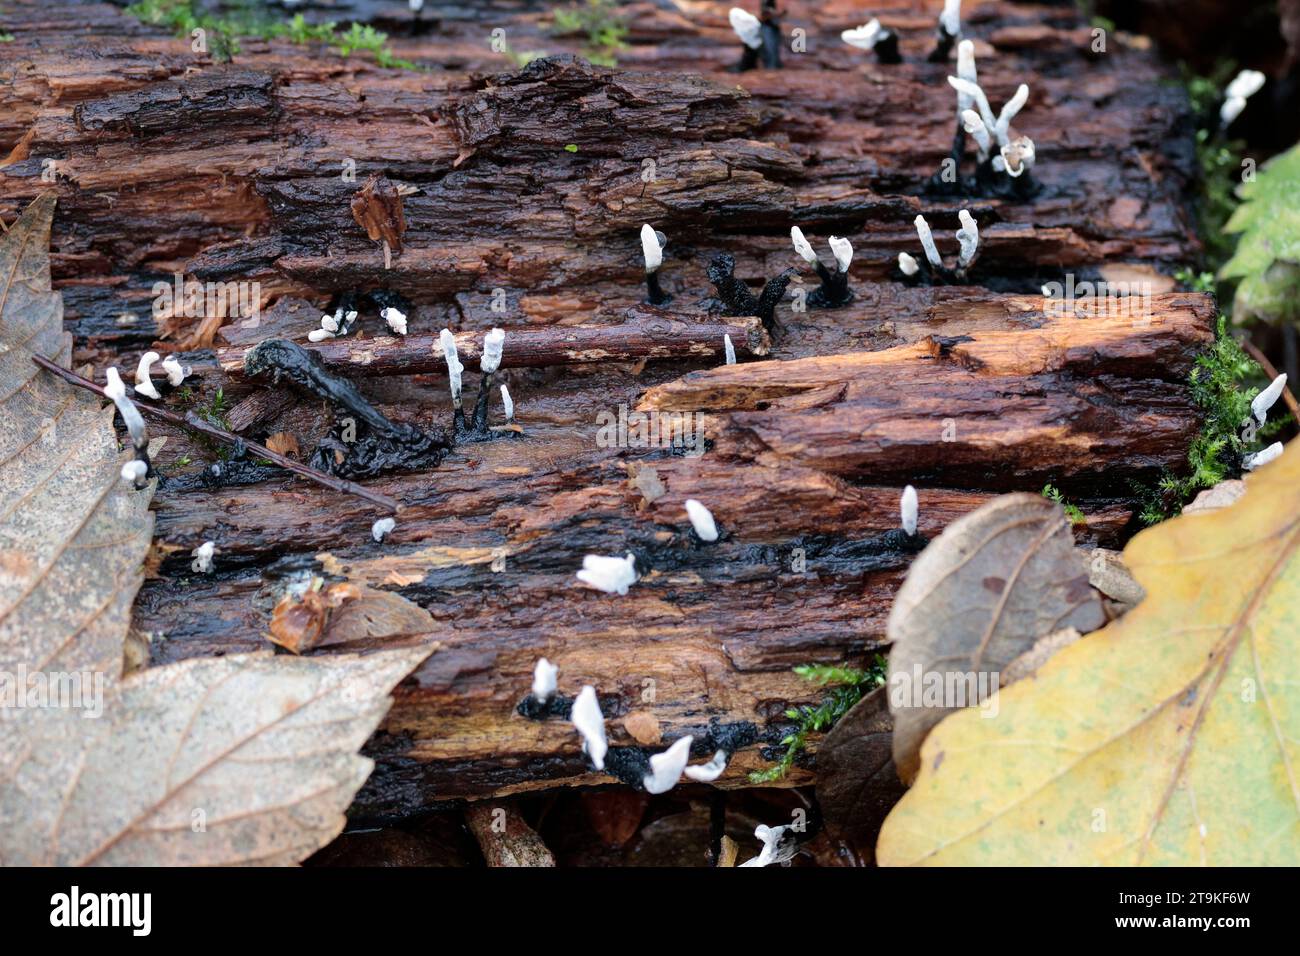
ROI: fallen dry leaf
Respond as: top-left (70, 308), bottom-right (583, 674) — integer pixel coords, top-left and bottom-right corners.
top-left (268, 580), bottom-right (361, 653)
top-left (877, 442), bottom-right (1300, 865)
top-left (350, 173), bottom-right (406, 254)
top-left (0, 195), bottom-right (154, 686)
top-left (814, 687), bottom-right (906, 854)
top-left (264, 431), bottom-right (301, 459)
top-left (0, 647), bottom-right (429, 865)
top-left (886, 494), bottom-right (1106, 783)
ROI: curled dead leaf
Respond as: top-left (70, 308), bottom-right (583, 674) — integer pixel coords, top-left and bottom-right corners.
top-left (887, 494), bottom-right (1106, 784)
top-left (350, 173), bottom-right (406, 254)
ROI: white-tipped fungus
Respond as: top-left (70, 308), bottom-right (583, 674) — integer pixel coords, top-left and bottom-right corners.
top-left (640, 223), bottom-right (664, 273)
top-left (724, 333), bottom-right (737, 365)
top-left (790, 226), bottom-right (818, 265)
top-left (120, 459), bottom-right (148, 489)
top-left (576, 552), bottom-right (638, 595)
top-left (729, 7), bottom-right (763, 49)
top-left (913, 215), bottom-right (943, 268)
top-left (501, 383), bottom-right (515, 422)
top-left (321, 313), bottom-right (340, 333)
top-left (684, 498), bottom-right (719, 542)
top-left (371, 517), bottom-right (396, 542)
top-left (684, 750), bottom-right (728, 783)
top-left (828, 235), bottom-right (853, 273)
top-left (1221, 69), bottom-right (1266, 126)
top-left (995, 83), bottom-right (1030, 144)
top-left (898, 252), bottom-right (920, 276)
top-left (739, 823), bottom-right (797, 867)
top-left (962, 108), bottom-right (992, 161)
top-left (939, 0), bottom-right (962, 37)
top-left (161, 354), bottom-right (191, 387)
top-left (532, 658), bottom-right (559, 702)
top-left (901, 484), bottom-right (919, 537)
top-left (1000, 136), bottom-right (1036, 177)
top-left (1244, 442), bottom-right (1284, 471)
top-left (307, 328), bottom-right (335, 342)
top-left (955, 209), bottom-right (979, 269)
top-left (1252, 373), bottom-right (1287, 425)
top-left (440, 328), bottom-right (465, 408)
top-left (103, 367), bottom-right (148, 450)
top-left (133, 351), bottom-right (162, 400)
top-left (643, 735), bottom-right (694, 794)
top-left (841, 19), bottom-right (882, 50)
top-left (381, 307), bottom-right (408, 336)
top-left (571, 685), bottom-right (608, 770)
top-left (956, 39), bottom-right (977, 85)
top-left (948, 76), bottom-right (995, 135)
top-left (191, 540), bottom-right (215, 574)
top-left (480, 328), bottom-right (506, 374)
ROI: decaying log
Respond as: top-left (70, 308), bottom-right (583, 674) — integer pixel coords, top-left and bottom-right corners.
top-left (0, 2), bottom-right (1215, 815)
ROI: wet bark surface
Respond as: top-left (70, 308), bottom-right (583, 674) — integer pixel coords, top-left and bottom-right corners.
top-left (0, 1), bottom-right (1210, 816)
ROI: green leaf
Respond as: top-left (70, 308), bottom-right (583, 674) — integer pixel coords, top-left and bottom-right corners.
top-left (1220, 144), bottom-right (1300, 325)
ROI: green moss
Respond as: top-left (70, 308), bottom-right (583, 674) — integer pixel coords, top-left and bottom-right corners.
top-left (126, 1), bottom-right (419, 69)
top-left (1041, 484), bottom-right (1086, 525)
top-left (551, 0), bottom-right (628, 67)
top-left (1180, 62), bottom-right (1247, 289)
top-left (1136, 315), bottom-right (1270, 523)
top-left (749, 655), bottom-right (888, 784)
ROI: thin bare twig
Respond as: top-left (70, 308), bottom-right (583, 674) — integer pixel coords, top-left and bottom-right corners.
top-left (32, 354), bottom-right (401, 513)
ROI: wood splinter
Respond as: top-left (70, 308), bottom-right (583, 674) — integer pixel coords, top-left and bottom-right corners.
top-left (218, 311), bottom-right (769, 379)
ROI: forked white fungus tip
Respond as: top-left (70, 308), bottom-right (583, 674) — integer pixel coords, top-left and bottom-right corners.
top-left (134, 352), bottom-right (161, 400)
top-left (828, 235), bottom-right (853, 273)
top-left (161, 354), bottom-right (191, 387)
top-left (1243, 442), bottom-right (1284, 471)
top-left (841, 19), bottom-right (881, 51)
top-left (576, 552), bottom-right (638, 595)
top-left (790, 226), bottom-right (818, 264)
top-left (371, 517), bottom-right (396, 542)
top-left (898, 252), bottom-right (919, 276)
top-left (191, 541), bottom-right (215, 574)
top-left (684, 749), bottom-right (728, 782)
top-left (643, 735), bottom-right (694, 794)
top-left (723, 333), bottom-right (737, 365)
top-left (381, 307), bottom-right (407, 336)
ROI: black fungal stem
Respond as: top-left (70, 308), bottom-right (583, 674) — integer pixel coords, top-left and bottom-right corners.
top-left (645, 268), bottom-right (670, 306)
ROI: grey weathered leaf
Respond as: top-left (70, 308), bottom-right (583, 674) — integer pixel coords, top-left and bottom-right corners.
top-left (887, 493), bottom-right (1105, 784)
top-left (0, 647), bottom-right (429, 866)
top-left (0, 195), bottom-right (154, 685)
top-left (814, 686), bottom-right (904, 855)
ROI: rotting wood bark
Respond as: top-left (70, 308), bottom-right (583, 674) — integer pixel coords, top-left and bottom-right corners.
top-left (0, 1), bottom-right (1214, 814)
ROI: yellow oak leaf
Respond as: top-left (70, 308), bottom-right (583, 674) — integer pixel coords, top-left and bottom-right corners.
top-left (877, 442), bottom-right (1300, 865)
